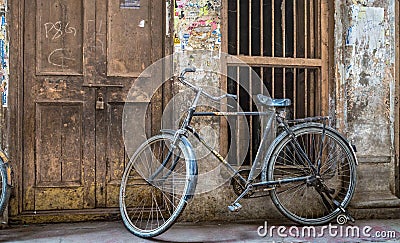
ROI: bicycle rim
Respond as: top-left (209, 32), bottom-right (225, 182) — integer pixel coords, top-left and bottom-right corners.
top-left (267, 124), bottom-right (356, 225)
top-left (120, 134), bottom-right (194, 238)
top-left (0, 162), bottom-right (10, 214)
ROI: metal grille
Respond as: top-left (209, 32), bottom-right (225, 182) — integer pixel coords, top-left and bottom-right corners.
top-left (223, 0), bottom-right (328, 166)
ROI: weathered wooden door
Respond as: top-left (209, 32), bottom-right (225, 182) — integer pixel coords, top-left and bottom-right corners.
top-left (23, 0), bottom-right (163, 215)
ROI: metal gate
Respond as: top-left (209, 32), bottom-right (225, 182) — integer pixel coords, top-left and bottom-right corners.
top-left (222, 0), bottom-right (330, 166)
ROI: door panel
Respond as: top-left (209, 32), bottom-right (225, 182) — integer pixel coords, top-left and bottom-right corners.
top-left (23, 0), bottom-right (163, 214)
top-left (35, 102), bottom-right (83, 188)
top-left (24, 0), bottom-right (95, 212)
top-left (107, 0), bottom-right (152, 76)
top-left (95, 0), bottom-right (163, 208)
top-left (36, 0), bottom-right (83, 75)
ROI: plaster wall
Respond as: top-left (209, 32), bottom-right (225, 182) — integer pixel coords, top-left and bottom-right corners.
top-left (334, 0), bottom-right (398, 202)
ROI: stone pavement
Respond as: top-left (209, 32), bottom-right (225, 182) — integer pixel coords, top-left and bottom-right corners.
top-left (0, 219), bottom-right (399, 243)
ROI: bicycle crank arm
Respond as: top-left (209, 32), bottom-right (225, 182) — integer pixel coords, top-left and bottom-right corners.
top-left (228, 185), bottom-right (253, 212)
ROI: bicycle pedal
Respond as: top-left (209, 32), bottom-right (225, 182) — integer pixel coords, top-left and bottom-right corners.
top-left (228, 202), bottom-right (242, 212)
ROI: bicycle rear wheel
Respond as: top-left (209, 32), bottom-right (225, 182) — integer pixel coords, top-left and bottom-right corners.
top-left (119, 134), bottom-right (197, 238)
top-left (266, 123), bottom-right (356, 225)
top-left (0, 161), bottom-right (11, 214)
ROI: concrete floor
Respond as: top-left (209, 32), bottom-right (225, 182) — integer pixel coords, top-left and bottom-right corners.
top-left (0, 219), bottom-right (399, 243)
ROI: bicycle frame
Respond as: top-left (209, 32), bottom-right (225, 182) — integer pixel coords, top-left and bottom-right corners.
top-left (171, 87), bottom-right (323, 190)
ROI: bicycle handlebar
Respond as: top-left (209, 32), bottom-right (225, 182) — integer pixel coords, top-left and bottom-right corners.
top-left (180, 67), bottom-right (197, 77)
top-left (178, 68), bottom-right (238, 101)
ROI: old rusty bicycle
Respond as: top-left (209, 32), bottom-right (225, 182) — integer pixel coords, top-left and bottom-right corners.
top-left (119, 68), bottom-right (357, 238)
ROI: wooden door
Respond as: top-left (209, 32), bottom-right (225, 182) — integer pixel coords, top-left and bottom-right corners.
top-left (23, 0), bottom-right (163, 215)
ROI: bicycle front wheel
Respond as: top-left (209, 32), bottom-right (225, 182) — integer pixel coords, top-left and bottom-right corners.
top-left (266, 123), bottom-right (357, 225)
top-left (119, 133), bottom-right (197, 238)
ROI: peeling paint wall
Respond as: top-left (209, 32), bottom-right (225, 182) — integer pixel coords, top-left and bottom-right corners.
top-left (335, 0), bottom-right (397, 199)
top-left (0, 0), bottom-right (8, 108)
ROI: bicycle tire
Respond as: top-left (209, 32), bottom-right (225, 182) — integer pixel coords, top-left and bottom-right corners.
top-left (120, 133), bottom-right (197, 238)
top-left (0, 161), bottom-right (10, 215)
top-left (264, 123), bottom-right (356, 225)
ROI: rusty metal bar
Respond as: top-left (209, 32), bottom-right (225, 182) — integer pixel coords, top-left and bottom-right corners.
top-left (260, 0), bottom-right (264, 56)
top-left (236, 66), bottom-right (240, 165)
top-left (309, 70), bottom-right (315, 116)
top-left (272, 67), bottom-right (275, 97)
top-left (310, 0), bottom-right (315, 58)
top-left (249, 69), bottom-right (253, 164)
top-left (272, 0), bottom-right (275, 57)
top-left (305, 0), bottom-right (308, 58)
top-left (294, 0), bottom-right (297, 58)
top-left (307, 0), bottom-right (316, 116)
top-left (282, 0), bottom-right (286, 96)
top-left (226, 56), bottom-right (322, 68)
top-left (317, 0), bottom-right (321, 57)
top-left (249, 0), bottom-right (252, 56)
top-left (282, 0), bottom-right (286, 57)
top-left (237, 0), bottom-right (240, 55)
top-left (293, 0), bottom-right (297, 58)
top-left (294, 68), bottom-right (297, 118)
top-left (305, 69), bottom-right (308, 117)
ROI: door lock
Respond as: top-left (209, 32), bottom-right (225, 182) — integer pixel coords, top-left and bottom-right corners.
top-left (96, 94), bottom-right (105, 110)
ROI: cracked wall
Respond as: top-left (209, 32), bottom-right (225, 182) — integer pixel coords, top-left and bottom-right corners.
top-left (335, 0), bottom-right (397, 199)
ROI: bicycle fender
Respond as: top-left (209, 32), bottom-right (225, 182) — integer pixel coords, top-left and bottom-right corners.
top-left (0, 150), bottom-right (12, 186)
top-left (0, 150), bottom-right (9, 163)
top-left (290, 123), bottom-right (359, 166)
top-left (161, 129), bottom-right (198, 199)
top-left (4, 163), bottom-right (12, 186)
top-left (160, 129), bottom-right (177, 136)
top-left (261, 122), bottom-right (358, 181)
top-left (180, 136), bottom-right (198, 199)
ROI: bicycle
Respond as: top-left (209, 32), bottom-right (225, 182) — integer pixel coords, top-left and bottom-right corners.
top-left (119, 68), bottom-right (357, 238)
top-left (0, 148), bottom-right (11, 217)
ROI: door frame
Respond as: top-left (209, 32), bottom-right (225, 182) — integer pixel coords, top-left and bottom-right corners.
top-left (8, 0), bottom-right (24, 217)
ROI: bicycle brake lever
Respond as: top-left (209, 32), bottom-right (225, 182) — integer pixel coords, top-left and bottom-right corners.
top-left (227, 94), bottom-right (238, 100)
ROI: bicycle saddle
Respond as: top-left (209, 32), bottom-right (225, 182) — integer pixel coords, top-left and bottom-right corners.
top-left (257, 94), bottom-right (291, 107)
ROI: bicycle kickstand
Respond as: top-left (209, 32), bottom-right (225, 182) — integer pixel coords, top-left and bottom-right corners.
top-left (334, 200), bottom-right (355, 223)
top-left (228, 185), bottom-right (253, 212)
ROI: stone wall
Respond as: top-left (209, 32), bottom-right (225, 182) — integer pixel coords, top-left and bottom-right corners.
top-left (334, 0), bottom-right (400, 211)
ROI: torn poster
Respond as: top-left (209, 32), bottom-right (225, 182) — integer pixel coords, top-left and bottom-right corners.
top-left (0, 2), bottom-right (8, 107)
top-left (174, 0), bottom-right (221, 52)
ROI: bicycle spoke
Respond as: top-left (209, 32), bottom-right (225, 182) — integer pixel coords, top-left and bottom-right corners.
top-left (120, 134), bottom-right (194, 238)
top-left (268, 125), bottom-right (356, 225)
